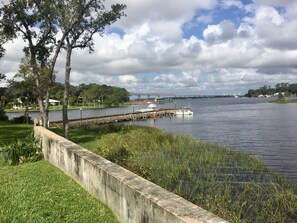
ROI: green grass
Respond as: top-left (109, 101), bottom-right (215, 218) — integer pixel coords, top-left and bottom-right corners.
top-left (0, 161), bottom-right (119, 223)
top-left (5, 103), bottom-right (129, 112)
top-left (54, 124), bottom-right (297, 223)
top-left (0, 121), bottom-right (33, 146)
top-left (0, 122), bottom-right (119, 223)
top-left (0, 122), bottom-right (34, 166)
top-left (272, 98), bottom-right (297, 103)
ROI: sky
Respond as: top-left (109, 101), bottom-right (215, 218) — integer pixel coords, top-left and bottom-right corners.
top-left (1, 0), bottom-right (297, 96)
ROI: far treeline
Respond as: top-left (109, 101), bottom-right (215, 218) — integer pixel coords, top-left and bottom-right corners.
top-left (0, 82), bottom-right (130, 109)
top-left (245, 82), bottom-right (297, 97)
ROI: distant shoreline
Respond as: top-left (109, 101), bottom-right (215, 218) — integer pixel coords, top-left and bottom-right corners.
top-left (271, 98), bottom-right (297, 104)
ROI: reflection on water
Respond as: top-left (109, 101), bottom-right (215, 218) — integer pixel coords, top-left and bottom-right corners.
top-left (7, 97), bottom-right (297, 182)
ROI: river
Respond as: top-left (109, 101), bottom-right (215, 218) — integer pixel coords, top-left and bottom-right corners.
top-left (7, 97), bottom-right (297, 182)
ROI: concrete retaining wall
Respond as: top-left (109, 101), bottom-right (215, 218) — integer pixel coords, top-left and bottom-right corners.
top-left (34, 126), bottom-right (228, 223)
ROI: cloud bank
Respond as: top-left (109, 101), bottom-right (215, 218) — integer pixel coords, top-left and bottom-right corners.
top-left (1, 0), bottom-right (297, 95)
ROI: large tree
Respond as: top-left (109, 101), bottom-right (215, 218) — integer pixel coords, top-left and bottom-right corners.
top-left (0, 31), bottom-right (6, 80)
top-left (58, 0), bottom-right (126, 138)
top-left (0, 0), bottom-right (61, 127)
top-left (8, 57), bottom-right (48, 123)
top-left (0, 0), bottom-right (95, 128)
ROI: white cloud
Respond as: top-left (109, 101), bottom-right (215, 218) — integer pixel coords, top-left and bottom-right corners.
top-left (255, 6), bottom-right (285, 25)
top-left (118, 75), bottom-right (138, 84)
top-left (253, 0), bottom-right (296, 7)
top-left (1, 0), bottom-right (297, 95)
top-left (203, 20), bottom-right (237, 43)
top-left (196, 13), bottom-right (214, 24)
top-left (221, 0), bottom-right (244, 9)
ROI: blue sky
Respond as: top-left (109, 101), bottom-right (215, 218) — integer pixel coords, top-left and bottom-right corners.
top-left (182, 2), bottom-right (253, 40)
top-left (1, 0), bottom-right (297, 95)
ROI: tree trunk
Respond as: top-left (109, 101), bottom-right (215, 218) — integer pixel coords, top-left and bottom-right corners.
top-left (24, 93), bottom-right (29, 124)
top-left (43, 90), bottom-right (50, 128)
top-left (63, 46), bottom-right (72, 139)
top-left (30, 50), bottom-right (47, 127)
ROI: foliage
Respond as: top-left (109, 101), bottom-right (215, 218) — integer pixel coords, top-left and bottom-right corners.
top-left (0, 132), bottom-right (42, 165)
top-left (245, 82), bottom-right (297, 97)
top-left (0, 81), bottom-right (130, 109)
top-left (0, 73), bottom-right (5, 81)
top-left (59, 124), bottom-right (297, 223)
top-left (0, 87), bottom-right (8, 121)
top-left (0, 0), bottom-right (65, 128)
top-left (11, 115), bottom-right (33, 124)
top-left (0, 108), bottom-right (8, 121)
top-left (1, 0), bottom-right (126, 129)
top-left (0, 28), bottom-right (7, 65)
top-left (80, 83), bottom-right (129, 107)
top-left (0, 43), bottom-right (5, 59)
top-left (0, 160), bottom-right (119, 222)
top-left (0, 121), bottom-right (117, 221)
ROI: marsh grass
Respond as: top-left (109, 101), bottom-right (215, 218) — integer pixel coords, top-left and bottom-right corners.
top-left (58, 124), bottom-right (297, 223)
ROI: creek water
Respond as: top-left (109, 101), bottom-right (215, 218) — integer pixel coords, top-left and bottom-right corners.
top-left (7, 97), bottom-right (297, 182)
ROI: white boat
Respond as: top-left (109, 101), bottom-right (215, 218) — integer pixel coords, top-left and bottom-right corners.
top-left (175, 107), bottom-right (193, 115)
top-left (137, 103), bottom-right (158, 112)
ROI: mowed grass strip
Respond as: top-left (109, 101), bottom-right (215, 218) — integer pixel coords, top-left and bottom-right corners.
top-left (0, 122), bottom-right (119, 223)
top-left (0, 160), bottom-right (119, 223)
top-left (0, 121), bottom-right (33, 145)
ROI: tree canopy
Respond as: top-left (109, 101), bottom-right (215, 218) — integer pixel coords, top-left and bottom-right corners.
top-left (0, 81), bottom-right (130, 109)
top-left (0, 0), bottom-right (126, 129)
top-left (245, 82), bottom-right (297, 97)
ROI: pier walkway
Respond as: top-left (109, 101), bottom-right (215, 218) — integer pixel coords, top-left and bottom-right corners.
top-left (49, 109), bottom-right (176, 128)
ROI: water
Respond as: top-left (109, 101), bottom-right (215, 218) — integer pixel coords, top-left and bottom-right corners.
top-left (7, 97), bottom-right (297, 182)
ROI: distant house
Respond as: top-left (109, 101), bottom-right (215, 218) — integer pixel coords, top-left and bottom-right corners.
top-left (12, 98), bottom-right (23, 110)
top-left (258, 94), bottom-right (272, 98)
top-left (273, 92), bottom-right (285, 97)
top-left (48, 99), bottom-right (60, 106)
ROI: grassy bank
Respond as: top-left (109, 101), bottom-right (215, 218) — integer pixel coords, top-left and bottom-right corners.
top-left (52, 124), bottom-right (297, 223)
top-left (0, 122), bottom-right (119, 223)
top-left (4, 103), bottom-right (129, 113)
top-left (272, 98), bottom-right (297, 103)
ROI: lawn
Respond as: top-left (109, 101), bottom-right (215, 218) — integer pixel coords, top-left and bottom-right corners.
top-left (0, 161), bottom-right (119, 223)
top-left (0, 122), bottom-right (119, 223)
top-left (0, 121), bottom-right (33, 145)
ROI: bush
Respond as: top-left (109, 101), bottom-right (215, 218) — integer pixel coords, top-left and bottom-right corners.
top-left (11, 115), bottom-right (33, 124)
top-left (0, 132), bottom-right (42, 165)
top-left (0, 108), bottom-right (8, 121)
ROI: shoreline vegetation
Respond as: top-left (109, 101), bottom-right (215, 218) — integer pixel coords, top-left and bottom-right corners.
top-left (272, 98), bottom-right (297, 104)
top-left (0, 122), bottom-right (119, 222)
top-left (51, 124), bottom-right (297, 223)
top-left (4, 102), bottom-right (130, 113)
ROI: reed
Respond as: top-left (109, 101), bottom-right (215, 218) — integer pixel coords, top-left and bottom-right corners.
top-left (54, 124), bottom-right (297, 223)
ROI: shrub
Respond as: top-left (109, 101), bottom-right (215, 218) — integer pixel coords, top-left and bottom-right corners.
top-left (11, 115), bottom-right (33, 124)
top-left (0, 132), bottom-right (42, 165)
top-left (0, 108), bottom-right (8, 121)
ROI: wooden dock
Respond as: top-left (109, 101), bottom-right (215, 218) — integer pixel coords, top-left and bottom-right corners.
top-left (49, 109), bottom-right (176, 128)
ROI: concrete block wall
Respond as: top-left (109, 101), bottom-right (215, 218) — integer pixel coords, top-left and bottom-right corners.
top-left (34, 126), bottom-right (228, 223)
